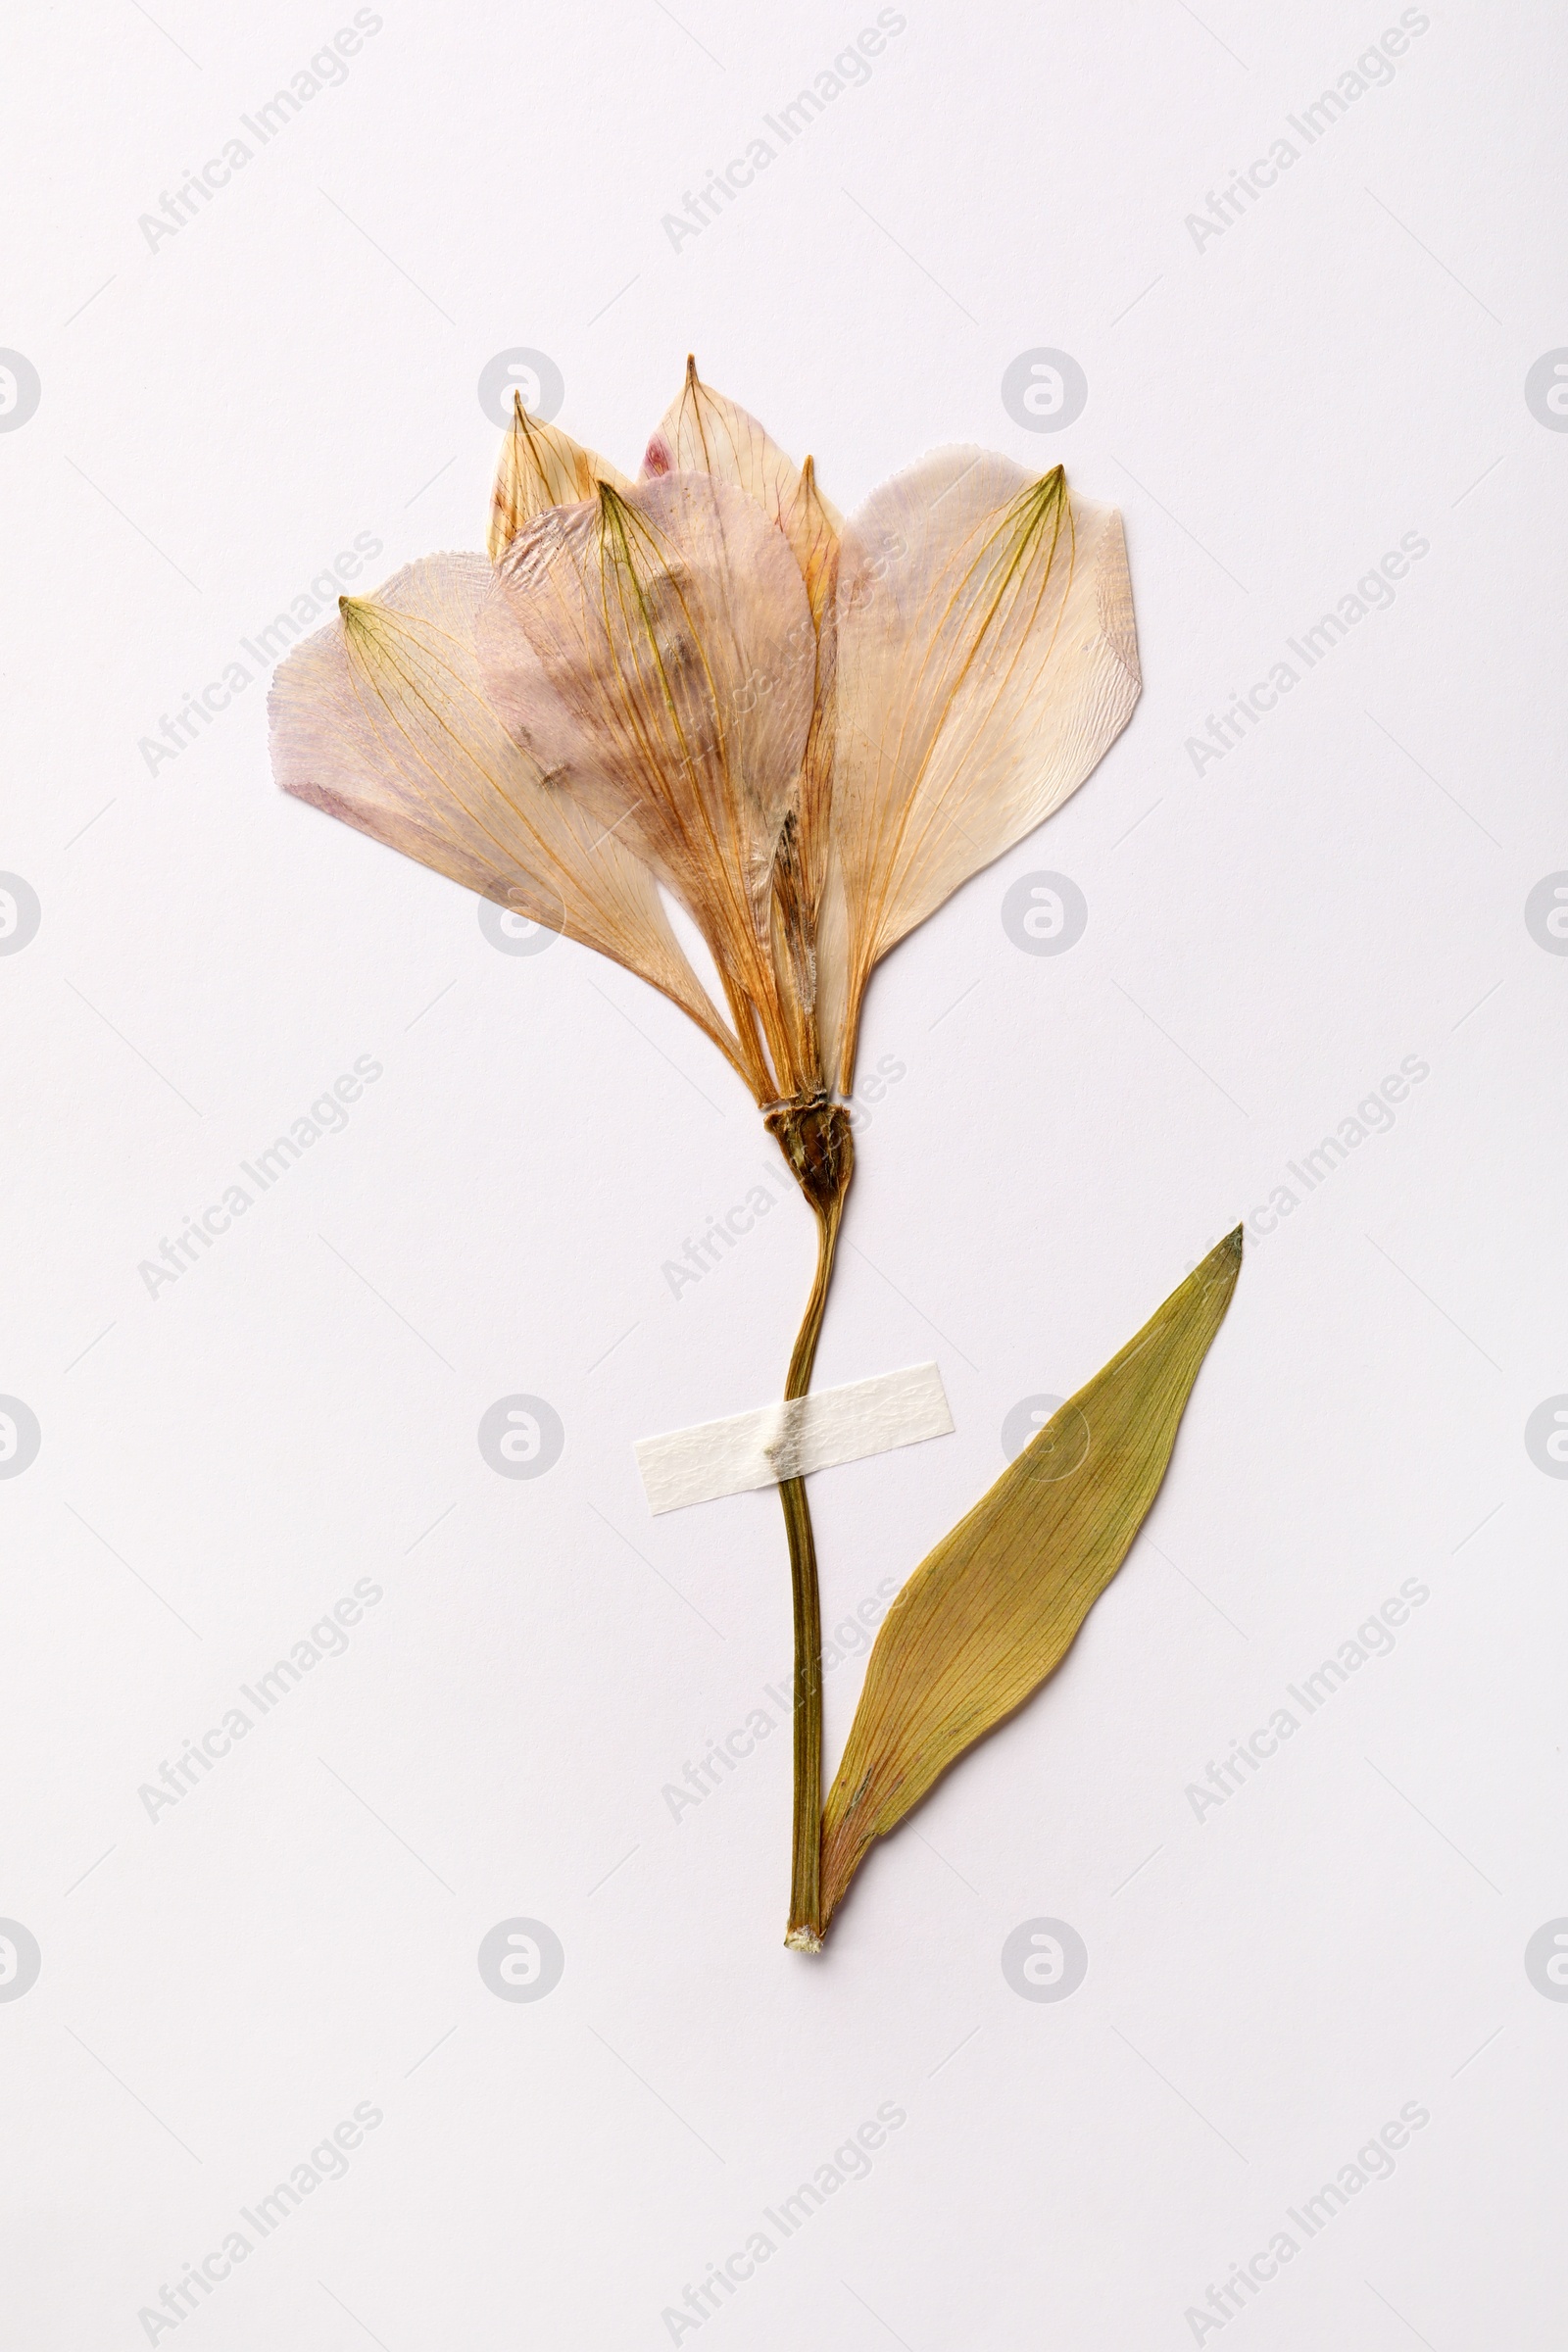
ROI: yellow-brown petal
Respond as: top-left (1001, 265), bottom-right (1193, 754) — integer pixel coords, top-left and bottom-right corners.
top-left (642, 357), bottom-right (842, 613)
top-left (479, 474), bottom-right (816, 1080)
top-left (487, 395), bottom-right (630, 564)
top-left (269, 551), bottom-right (744, 1076)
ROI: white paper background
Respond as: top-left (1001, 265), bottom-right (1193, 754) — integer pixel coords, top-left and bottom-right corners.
top-left (2, 2), bottom-right (1564, 2344)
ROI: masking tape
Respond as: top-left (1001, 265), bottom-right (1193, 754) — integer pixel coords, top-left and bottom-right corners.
top-left (635, 1362), bottom-right (954, 1515)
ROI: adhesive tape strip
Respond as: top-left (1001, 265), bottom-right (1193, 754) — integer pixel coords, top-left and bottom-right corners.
top-left (635, 1362), bottom-right (954, 1515)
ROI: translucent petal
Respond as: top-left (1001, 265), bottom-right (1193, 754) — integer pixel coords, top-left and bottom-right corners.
top-left (268, 551), bottom-right (745, 1075)
top-left (823, 450), bottom-right (1140, 1087)
top-left (487, 397), bottom-right (630, 563)
top-left (642, 358), bottom-right (842, 615)
top-left (779, 455), bottom-right (841, 631)
top-left (478, 473), bottom-right (816, 1081)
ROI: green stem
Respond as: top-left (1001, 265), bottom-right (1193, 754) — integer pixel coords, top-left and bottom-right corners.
top-left (763, 1093), bottom-right (855, 1954)
top-left (781, 1196), bottom-right (843, 1951)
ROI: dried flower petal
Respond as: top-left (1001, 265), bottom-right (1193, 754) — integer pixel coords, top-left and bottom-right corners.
top-left (487, 395), bottom-right (630, 564)
top-left (824, 451), bottom-right (1140, 1087)
top-left (642, 357), bottom-right (842, 618)
top-left (269, 551), bottom-right (744, 1072)
top-left (478, 473), bottom-right (819, 1091)
top-left (818, 1230), bottom-right (1242, 1928)
top-left (780, 456), bottom-right (841, 633)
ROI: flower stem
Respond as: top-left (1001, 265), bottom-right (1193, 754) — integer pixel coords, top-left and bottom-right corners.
top-left (762, 1094), bottom-right (855, 1955)
top-left (781, 1194), bottom-right (844, 1951)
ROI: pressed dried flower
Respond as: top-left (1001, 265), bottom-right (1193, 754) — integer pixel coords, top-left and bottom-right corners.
top-left (267, 360), bottom-right (1229, 1953)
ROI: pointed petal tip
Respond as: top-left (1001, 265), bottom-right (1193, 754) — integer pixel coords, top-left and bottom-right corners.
top-left (685, 351), bottom-right (699, 384)
top-left (1225, 1222), bottom-right (1244, 1256)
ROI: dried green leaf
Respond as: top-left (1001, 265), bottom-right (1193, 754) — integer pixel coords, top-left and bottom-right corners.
top-left (819, 1229), bottom-right (1243, 1928)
